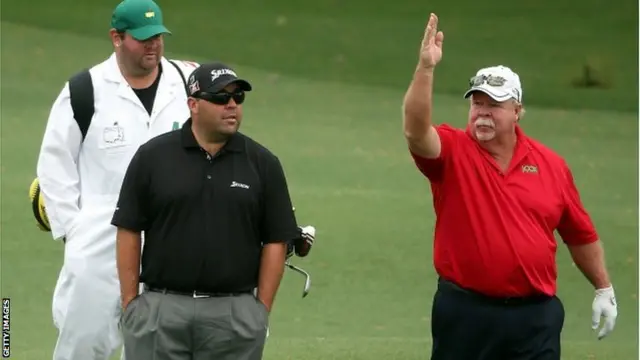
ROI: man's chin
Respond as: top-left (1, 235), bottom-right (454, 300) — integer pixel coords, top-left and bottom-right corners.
top-left (139, 58), bottom-right (160, 71)
top-left (223, 123), bottom-right (241, 133)
top-left (216, 126), bottom-right (239, 139)
top-left (474, 131), bottom-right (496, 142)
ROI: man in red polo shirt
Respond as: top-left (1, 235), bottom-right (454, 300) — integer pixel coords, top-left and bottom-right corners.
top-left (403, 13), bottom-right (619, 360)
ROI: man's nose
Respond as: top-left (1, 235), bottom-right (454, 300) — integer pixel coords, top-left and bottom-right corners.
top-left (478, 107), bottom-right (491, 117)
top-left (144, 36), bottom-right (161, 47)
top-left (225, 98), bottom-right (238, 108)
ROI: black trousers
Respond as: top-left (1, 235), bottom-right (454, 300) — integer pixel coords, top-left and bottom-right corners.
top-left (430, 279), bottom-right (565, 360)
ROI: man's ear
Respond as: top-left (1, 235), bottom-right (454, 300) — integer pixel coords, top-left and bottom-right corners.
top-left (514, 101), bottom-right (523, 122)
top-left (109, 29), bottom-right (125, 47)
top-left (187, 97), bottom-right (198, 113)
top-left (109, 29), bottom-right (121, 47)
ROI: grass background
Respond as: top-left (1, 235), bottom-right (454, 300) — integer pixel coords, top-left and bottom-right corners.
top-left (1, 0), bottom-right (638, 359)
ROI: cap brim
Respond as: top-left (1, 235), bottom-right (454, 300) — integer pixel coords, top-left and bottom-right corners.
top-left (208, 76), bottom-right (253, 93)
top-left (463, 85), bottom-right (512, 102)
top-left (128, 25), bottom-right (171, 41)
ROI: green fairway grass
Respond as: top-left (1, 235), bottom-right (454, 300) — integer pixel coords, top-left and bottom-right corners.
top-left (2, 0), bottom-right (638, 113)
top-left (0, 11), bottom-right (637, 360)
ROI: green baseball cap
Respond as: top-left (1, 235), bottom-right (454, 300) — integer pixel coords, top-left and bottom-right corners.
top-left (111, 0), bottom-right (171, 41)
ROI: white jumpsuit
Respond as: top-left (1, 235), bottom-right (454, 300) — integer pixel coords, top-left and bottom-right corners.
top-left (36, 53), bottom-right (199, 360)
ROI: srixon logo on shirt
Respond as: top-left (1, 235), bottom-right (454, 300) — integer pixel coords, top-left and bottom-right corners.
top-left (521, 165), bottom-right (538, 173)
top-left (230, 181), bottom-right (250, 189)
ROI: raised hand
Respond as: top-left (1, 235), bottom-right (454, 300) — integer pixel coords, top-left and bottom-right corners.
top-left (419, 13), bottom-right (444, 69)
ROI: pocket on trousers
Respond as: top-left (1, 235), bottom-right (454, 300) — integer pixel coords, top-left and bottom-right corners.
top-left (255, 298), bottom-right (269, 318)
top-left (431, 289), bottom-right (460, 338)
top-left (63, 212), bottom-right (85, 244)
top-left (250, 296), bottom-right (269, 332)
top-left (551, 296), bottom-right (566, 330)
top-left (120, 294), bottom-right (143, 328)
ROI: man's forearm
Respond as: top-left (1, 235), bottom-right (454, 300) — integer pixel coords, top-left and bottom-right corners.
top-left (116, 228), bottom-right (142, 307)
top-left (567, 240), bottom-right (611, 289)
top-left (402, 66), bottom-right (435, 139)
top-left (257, 242), bottom-right (287, 312)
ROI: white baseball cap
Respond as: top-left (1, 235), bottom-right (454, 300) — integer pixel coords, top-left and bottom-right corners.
top-left (463, 65), bottom-right (523, 103)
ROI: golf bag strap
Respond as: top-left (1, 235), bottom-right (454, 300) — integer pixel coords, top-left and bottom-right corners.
top-left (67, 60), bottom-right (189, 142)
top-left (68, 69), bottom-right (94, 141)
top-left (168, 60), bottom-right (189, 96)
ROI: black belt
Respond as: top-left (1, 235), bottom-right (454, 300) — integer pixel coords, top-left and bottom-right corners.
top-left (437, 278), bottom-right (552, 305)
top-left (145, 286), bottom-right (252, 298)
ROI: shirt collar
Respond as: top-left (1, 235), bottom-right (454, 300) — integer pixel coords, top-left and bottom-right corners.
top-left (511, 124), bottom-right (533, 162)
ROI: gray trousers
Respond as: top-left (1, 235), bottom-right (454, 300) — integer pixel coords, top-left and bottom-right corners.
top-left (120, 290), bottom-right (269, 360)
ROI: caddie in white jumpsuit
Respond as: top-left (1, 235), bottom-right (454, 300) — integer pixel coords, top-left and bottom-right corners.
top-left (35, 0), bottom-right (199, 359)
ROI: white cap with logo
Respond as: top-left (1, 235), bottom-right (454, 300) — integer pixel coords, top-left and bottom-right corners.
top-left (463, 65), bottom-right (523, 103)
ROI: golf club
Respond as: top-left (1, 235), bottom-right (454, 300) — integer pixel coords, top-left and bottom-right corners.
top-left (285, 261), bottom-right (311, 298)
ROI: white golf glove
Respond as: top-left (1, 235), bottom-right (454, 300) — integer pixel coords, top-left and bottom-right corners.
top-left (591, 285), bottom-right (617, 340)
top-left (300, 225), bottom-right (316, 246)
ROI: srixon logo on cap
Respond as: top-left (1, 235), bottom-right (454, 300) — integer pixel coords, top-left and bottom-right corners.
top-left (211, 69), bottom-right (237, 81)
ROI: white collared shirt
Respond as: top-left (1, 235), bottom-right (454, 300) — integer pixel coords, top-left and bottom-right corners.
top-left (36, 53), bottom-right (199, 240)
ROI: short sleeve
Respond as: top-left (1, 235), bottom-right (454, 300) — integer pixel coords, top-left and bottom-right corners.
top-left (261, 156), bottom-right (299, 245)
top-left (409, 124), bottom-right (459, 182)
top-left (557, 163), bottom-right (599, 245)
top-left (111, 147), bottom-right (150, 232)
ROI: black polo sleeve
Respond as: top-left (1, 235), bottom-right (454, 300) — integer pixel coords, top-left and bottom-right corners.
top-left (261, 156), bottom-right (298, 245)
top-left (111, 146), bottom-right (150, 232)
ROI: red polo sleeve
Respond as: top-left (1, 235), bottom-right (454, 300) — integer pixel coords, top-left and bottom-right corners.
top-left (557, 163), bottom-right (599, 245)
top-left (409, 124), bottom-right (458, 182)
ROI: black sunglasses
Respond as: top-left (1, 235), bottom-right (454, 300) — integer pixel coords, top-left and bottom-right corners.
top-left (469, 74), bottom-right (507, 87)
top-left (195, 90), bottom-right (245, 105)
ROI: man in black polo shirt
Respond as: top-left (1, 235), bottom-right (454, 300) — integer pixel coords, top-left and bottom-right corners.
top-left (111, 62), bottom-right (299, 360)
